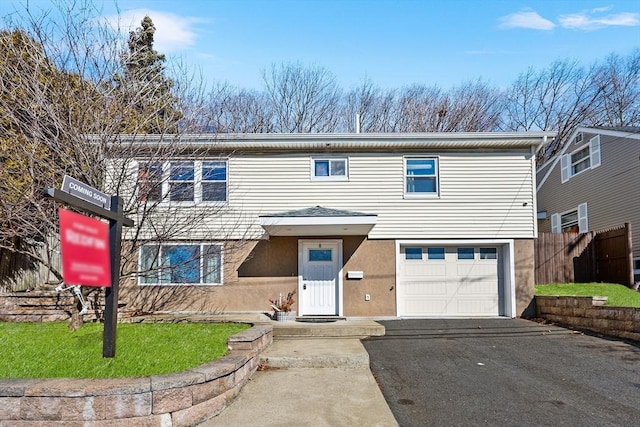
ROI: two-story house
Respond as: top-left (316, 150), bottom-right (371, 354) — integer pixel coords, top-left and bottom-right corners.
top-left (115, 132), bottom-right (555, 319)
top-left (536, 127), bottom-right (640, 283)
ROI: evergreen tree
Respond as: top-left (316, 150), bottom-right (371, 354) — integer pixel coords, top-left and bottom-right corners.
top-left (115, 16), bottom-right (182, 133)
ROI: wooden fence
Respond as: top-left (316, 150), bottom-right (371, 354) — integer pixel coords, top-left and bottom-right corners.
top-left (535, 223), bottom-right (634, 286)
top-left (0, 238), bottom-right (60, 292)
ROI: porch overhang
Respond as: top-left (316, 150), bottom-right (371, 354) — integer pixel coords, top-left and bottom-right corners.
top-left (259, 206), bottom-right (377, 237)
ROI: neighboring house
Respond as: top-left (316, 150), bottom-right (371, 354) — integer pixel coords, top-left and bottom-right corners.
top-left (115, 132), bottom-right (554, 319)
top-left (536, 126), bottom-right (640, 283)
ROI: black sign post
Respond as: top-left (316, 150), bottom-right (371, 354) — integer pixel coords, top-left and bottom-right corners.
top-left (45, 176), bottom-right (133, 358)
top-left (103, 195), bottom-right (126, 357)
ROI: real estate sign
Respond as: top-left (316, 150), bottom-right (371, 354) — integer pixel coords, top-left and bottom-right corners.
top-left (59, 208), bottom-right (111, 287)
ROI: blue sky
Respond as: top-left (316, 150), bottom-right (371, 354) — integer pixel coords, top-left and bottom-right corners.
top-left (2, 0), bottom-right (639, 90)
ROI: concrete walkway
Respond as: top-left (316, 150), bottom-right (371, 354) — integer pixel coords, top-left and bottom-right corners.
top-left (197, 321), bottom-right (398, 427)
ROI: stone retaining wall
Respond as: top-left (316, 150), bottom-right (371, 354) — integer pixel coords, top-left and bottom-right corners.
top-left (536, 296), bottom-right (640, 342)
top-left (0, 288), bottom-right (103, 322)
top-left (0, 324), bottom-right (272, 426)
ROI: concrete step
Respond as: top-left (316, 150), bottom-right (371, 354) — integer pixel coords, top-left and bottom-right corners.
top-left (295, 316), bottom-right (346, 322)
top-left (259, 338), bottom-right (370, 369)
top-left (270, 319), bottom-right (385, 339)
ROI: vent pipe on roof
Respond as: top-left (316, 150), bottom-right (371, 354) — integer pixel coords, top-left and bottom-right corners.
top-left (356, 114), bottom-right (361, 133)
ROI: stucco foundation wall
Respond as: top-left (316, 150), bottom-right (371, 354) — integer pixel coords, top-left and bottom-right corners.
top-left (514, 239), bottom-right (536, 317)
top-left (343, 238), bottom-right (396, 317)
top-left (0, 325), bottom-right (272, 426)
top-left (536, 296), bottom-right (640, 342)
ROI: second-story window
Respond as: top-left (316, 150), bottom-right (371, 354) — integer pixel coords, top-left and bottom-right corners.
top-left (312, 157), bottom-right (348, 180)
top-left (202, 161), bottom-right (227, 202)
top-left (137, 160), bottom-right (228, 203)
top-left (570, 146), bottom-right (590, 175)
top-left (170, 161), bottom-right (195, 201)
top-left (405, 157), bottom-right (439, 196)
top-left (138, 162), bottom-right (162, 202)
top-left (561, 135), bottom-right (600, 183)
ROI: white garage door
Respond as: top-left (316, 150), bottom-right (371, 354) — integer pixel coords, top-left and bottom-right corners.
top-left (398, 246), bottom-right (502, 317)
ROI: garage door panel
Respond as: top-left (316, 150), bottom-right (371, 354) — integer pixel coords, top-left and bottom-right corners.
top-left (456, 279), bottom-right (498, 295)
top-left (426, 264), bottom-right (446, 276)
top-left (405, 298), bottom-right (451, 315)
top-left (455, 281), bottom-right (483, 295)
top-left (456, 264), bottom-right (496, 277)
top-left (401, 264), bottom-right (424, 276)
top-left (401, 263), bottom-right (446, 276)
top-left (456, 298), bottom-right (498, 315)
top-left (403, 280), bottom-right (446, 296)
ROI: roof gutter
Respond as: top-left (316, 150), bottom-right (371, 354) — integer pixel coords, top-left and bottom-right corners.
top-left (99, 132), bottom-right (557, 152)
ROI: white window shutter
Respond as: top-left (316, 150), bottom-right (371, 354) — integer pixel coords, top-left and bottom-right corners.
top-left (551, 213), bottom-right (561, 233)
top-left (578, 203), bottom-right (588, 233)
top-left (590, 136), bottom-right (601, 169)
top-left (560, 154), bottom-right (570, 183)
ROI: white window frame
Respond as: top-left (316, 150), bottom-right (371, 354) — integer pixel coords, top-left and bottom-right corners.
top-left (575, 132), bottom-right (583, 144)
top-left (200, 160), bottom-right (229, 202)
top-left (137, 159), bottom-right (228, 204)
top-left (404, 156), bottom-right (439, 197)
top-left (311, 157), bottom-right (349, 181)
top-left (138, 242), bottom-right (223, 286)
top-left (570, 145), bottom-right (591, 176)
top-left (551, 202), bottom-right (588, 233)
top-left (137, 162), bottom-right (163, 202)
top-left (561, 135), bottom-right (600, 183)
top-left (168, 161), bottom-right (196, 202)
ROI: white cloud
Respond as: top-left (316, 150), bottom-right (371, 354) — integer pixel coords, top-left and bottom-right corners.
top-left (559, 11), bottom-right (640, 30)
top-left (103, 9), bottom-right (204, 53)
top-left (498, 11), bottom-right (555, 30)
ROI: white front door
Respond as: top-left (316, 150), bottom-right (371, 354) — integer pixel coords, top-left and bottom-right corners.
top-left (299, 240), bottom-right (341, 316)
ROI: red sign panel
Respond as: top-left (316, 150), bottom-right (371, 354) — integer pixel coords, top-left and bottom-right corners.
top-left (59, 208), bottom-right (111, 287)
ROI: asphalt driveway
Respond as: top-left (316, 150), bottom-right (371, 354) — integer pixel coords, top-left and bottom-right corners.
top-left (362, 318), bottom-right (640, 427)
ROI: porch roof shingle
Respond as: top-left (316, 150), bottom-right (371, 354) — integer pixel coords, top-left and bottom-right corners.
top-left (260, 206), bottom-right (376, 218)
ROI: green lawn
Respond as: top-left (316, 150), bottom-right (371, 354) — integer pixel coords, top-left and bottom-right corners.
top-left (0, 321), bottom-right (250, 379)
top-left (535, 283), bottom-right (640, 308)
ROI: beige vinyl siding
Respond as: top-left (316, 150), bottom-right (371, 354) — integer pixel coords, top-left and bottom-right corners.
top-left (537, 131), bottom-right (640, 258)
top-left (200, 151), bottom-right (538, 240)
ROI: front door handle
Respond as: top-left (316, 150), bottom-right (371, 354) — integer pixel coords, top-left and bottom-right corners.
top-left (303, 284), bottom-right (307, 290)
